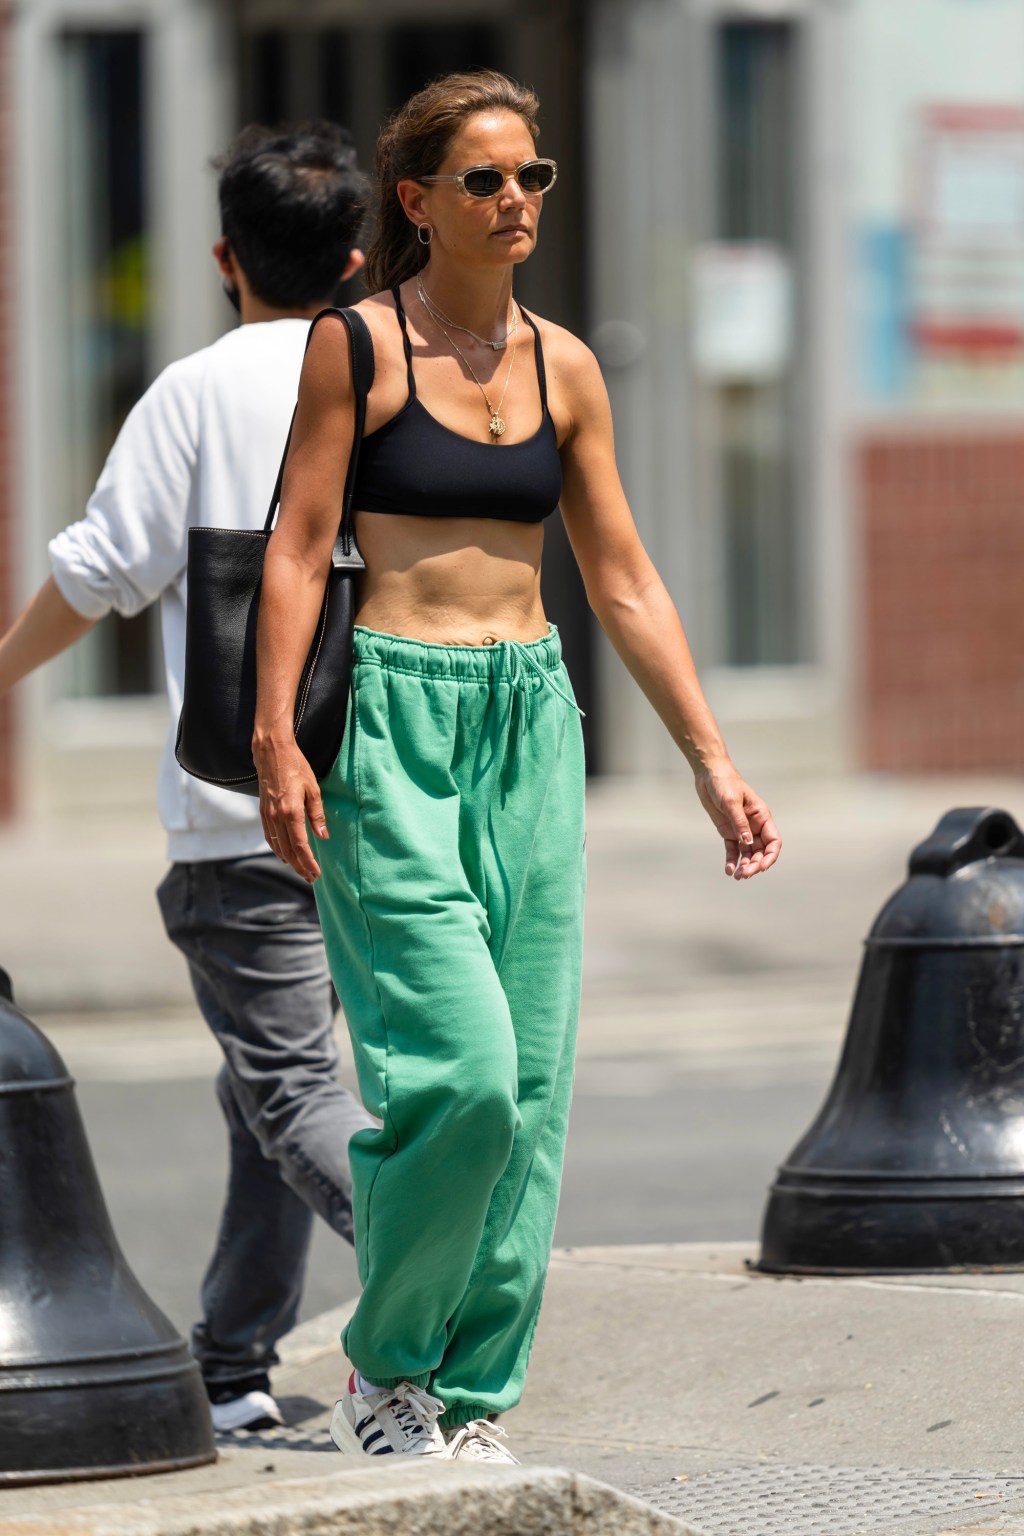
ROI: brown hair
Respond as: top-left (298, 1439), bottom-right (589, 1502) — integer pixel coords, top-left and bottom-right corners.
top-left (364, 69), bottom-right (541, 295)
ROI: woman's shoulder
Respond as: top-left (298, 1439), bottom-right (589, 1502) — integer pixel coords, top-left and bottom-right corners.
top-left (303, 292), bottom-right (396, 342)
top-left (347, 291), bottom-right (400, 338)
top-left (301, 293), bottom-right (400, 384)
top-left (525, 311), bottom-right (605, 394)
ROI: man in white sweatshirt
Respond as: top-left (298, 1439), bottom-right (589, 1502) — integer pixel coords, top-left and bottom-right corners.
top-left (0, 121), bottom-right (373, 1433)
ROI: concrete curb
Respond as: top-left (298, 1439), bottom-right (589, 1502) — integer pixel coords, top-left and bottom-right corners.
top-left (0, 1464), bottom-right (695, 1536)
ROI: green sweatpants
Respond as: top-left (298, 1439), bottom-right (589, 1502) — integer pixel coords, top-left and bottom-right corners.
top-left (315, 624), bottom-right (586, 1427)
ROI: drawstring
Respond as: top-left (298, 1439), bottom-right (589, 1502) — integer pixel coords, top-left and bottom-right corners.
top-left (507, 641), bottom-right (585, 716)
top-left (502, 640), bottom-right (584, 792)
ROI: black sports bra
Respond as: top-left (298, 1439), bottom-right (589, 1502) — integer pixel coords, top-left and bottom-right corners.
top-left (351, 287), bottom-right (562, 523)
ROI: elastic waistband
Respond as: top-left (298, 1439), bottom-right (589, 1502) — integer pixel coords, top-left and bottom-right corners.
top-left (353, 624), bottom-right (563, 682)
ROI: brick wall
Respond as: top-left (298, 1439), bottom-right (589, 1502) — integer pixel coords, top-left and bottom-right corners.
top-left (860, 431), bottom-right (1024, 772)
top-left (0, 0), bottom-right (14, 818)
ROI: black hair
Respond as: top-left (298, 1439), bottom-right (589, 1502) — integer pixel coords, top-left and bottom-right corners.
top-left (214, 121), bottom-right (368, 308)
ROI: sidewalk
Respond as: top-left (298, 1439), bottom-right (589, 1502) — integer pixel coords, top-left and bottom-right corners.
top-left (2, 1244), bottom-right (1023, 1535)
top-left (3, 772), bottom-right (1024, 1533)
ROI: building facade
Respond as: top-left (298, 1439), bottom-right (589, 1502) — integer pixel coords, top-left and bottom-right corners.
top-left (0, 0), bottom-right (14, 819)
top-left (5, 0), bottom-right (1023, 823)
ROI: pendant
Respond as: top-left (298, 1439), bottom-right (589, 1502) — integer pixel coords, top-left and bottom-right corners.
top-left (488, 414), bottom-right (507, 438)
top-left (487, 339), bottom-right (507, 351)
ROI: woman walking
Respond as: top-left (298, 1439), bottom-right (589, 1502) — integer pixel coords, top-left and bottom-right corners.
top-left (253, 69), bottom-right (780, 1464)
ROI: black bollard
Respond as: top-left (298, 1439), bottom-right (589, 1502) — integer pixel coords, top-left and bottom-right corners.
top-left (0, 982), bottom-right (215, 1483)
top-left (759, 807), bottom-right (1024, 1274)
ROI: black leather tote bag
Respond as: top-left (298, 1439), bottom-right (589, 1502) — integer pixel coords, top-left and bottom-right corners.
top-left (175, 306), bottom-right (373, 796)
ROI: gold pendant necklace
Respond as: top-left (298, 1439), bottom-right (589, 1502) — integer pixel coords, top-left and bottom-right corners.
top-left (422, 305), bottom-right (519, 441)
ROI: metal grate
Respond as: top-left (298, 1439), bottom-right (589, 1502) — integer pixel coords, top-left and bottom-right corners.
top-left (636, 1466), bottom-right (1024, 1536)
top-left (215, 1424), bottom-right (329, 1454)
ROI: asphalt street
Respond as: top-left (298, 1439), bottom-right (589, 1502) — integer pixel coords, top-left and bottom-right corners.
top-left (71, 1038), bottom-right (832, 1338)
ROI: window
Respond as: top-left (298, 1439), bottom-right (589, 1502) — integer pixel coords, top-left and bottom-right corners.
top-left (853, 0), bottom-right (1024, 408)
top-left (709, 21), bottom-right (805, 666)
top-left (58, 30), bottom-right (158, 696)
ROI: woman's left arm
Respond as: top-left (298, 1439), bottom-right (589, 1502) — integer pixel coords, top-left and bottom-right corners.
top-left (555, 335), bottom-right (780, 880)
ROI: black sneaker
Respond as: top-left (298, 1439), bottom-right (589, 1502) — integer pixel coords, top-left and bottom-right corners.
top-left (206, 1373), bottom-right (284, 1433)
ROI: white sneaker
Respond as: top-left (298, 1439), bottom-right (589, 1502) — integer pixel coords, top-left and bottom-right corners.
top-left (210, 1389), bottom-right (284, 1433)
top-left (330, 1372), bottom-right (449, 1458)
top-left (445, 1419), bottom-right (519, 1464)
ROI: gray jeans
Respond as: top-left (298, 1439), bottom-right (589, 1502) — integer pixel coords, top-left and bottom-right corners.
top-left (157, 853), bottom-right (373, 1390)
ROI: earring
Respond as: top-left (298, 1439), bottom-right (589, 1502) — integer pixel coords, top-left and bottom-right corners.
top-left (417, 223), bottom-right (433, 246)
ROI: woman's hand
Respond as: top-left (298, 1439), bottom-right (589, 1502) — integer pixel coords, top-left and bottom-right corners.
top-left (254, 730), bottom-right (329, 883)
top-left (694, 760), bottom-right (781, 881)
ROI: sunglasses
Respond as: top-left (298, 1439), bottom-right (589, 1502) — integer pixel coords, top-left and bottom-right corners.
top-left (418, 158), bottom-right (558, 198)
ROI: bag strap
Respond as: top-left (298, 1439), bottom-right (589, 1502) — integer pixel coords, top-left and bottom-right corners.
top-left (263, 307), bottom-right (375, 567)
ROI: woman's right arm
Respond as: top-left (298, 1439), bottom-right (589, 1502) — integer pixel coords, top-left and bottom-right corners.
top-left (253, 316), bottom-right (356, 882)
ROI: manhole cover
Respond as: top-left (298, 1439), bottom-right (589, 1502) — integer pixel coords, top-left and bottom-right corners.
top-left (636, 1466), bottom-right (1024, 1536)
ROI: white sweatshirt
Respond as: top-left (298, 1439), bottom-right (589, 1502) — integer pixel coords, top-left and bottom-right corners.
top-left (49, 319), bottom-right (310, 862)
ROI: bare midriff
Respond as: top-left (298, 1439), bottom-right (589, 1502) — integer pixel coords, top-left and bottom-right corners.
top-left (353, 509), bottom-right (549, 647)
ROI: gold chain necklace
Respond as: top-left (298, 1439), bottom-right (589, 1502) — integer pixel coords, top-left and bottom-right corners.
top-left (421, 305), bottom-right (519, 441)
top-left (416, 274), bottom-right (515, 351)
